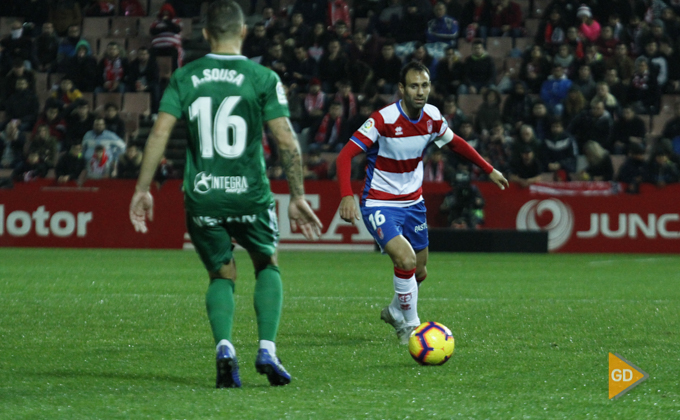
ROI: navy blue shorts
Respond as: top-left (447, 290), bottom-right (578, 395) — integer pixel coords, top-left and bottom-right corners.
top-left (361, 202), bottom-right (428, 252)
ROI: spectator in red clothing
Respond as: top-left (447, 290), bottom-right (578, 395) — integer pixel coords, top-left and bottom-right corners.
top-left (327, 0), bottom-right (351, 31)
top-left (519, 45), bottom-right (551, 94)
top-left (347, 31), bottom-right (376, 67)
top-left (96, 41), bottom-right (129, 94)
top-left (149, 3), bottom-right (184, 70)
top-left (596, 26), bottom-right (618, 58)
top-left (84, 0), bottom-right (115, 16)
top-left (535, 8), bottom-right (567, 55)
top-left (489, 0), bottom-right (523, 38)
top-left (566, 26), bottom-right (585, 60)
top-left (304, 149), bottom-right (329, 180)
top-left (310, 101), bottom-right (346, 152)
top-left (423, 148), bottom-right (454, 182)
top-left (303, 78), bottom-right (326, 129)
top-left (334, 80), bottom-right (357, 119)
top-left (32, 100), bottom-right (66, 147)
top-left (577, 5), bottom-right (600, 42)
top-left (461, 0), bottom-right (492, 41)
top-left (120, 0), bottom-right (146, 16)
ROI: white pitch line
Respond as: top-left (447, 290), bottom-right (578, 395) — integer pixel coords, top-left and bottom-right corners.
top-left (589, 257), bottom-right (674, 266)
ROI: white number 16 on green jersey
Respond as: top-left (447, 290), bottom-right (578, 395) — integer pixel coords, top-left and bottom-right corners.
top-left (189, 96), bottom-right (248, 159)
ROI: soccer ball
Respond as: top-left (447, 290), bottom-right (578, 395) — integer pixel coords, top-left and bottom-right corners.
top-left (408, 322), bottom-right (455, 365)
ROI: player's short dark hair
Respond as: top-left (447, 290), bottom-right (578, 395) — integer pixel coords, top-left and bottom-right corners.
top-left (399, 61), bottom-right (430, 86)
top-left (206, 0), bottom-right (244, 41)
top-left (104, 103), bottom-right (119, 111)
top-left (472, 39), bottom-right (484, 47)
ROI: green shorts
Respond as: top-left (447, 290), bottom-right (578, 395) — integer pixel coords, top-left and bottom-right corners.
top-left (186, 201), bottom-right (279, 273)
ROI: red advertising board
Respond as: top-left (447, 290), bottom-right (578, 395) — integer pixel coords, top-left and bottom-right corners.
top-left (476, 182), bottom-right (680, 253)
top-left (1, 179), bottom-right (680, 253)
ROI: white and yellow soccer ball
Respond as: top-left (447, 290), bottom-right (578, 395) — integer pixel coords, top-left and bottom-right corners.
top-left (408, 322), bottom-right (455, 365)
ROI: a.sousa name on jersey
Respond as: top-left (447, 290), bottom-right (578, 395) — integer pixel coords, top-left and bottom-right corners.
top-left (194, 172), bottom-right (249, 194)
top-left (192, 69), bottom-right (245, 88)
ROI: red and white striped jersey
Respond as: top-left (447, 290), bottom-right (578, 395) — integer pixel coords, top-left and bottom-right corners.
top-left (350, 101), bottom-right (448, 208)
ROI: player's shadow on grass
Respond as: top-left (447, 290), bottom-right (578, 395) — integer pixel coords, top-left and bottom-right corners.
top-left (25, 369), bottom-right (208, 388)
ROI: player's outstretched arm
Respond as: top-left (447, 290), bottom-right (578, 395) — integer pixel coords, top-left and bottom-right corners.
top-left (130, 112), bottom-right (177, 233)
top-left (266, 116), bottom-right (323, 240)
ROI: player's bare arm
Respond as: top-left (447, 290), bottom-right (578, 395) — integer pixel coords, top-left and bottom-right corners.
top-left (435, 127), bottom-right (509, 190)
top-left (130, 112), bottom-right (178, 233)
top-left (267, 116), bottom-right (323, 240)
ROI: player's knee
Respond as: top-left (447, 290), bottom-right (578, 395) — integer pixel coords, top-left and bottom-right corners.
top-left (211, 259), bottom-right (237, 281)
top-left (251, 252), bottom-right (277, 277)
top-left (393, 251), bottom-right (416, 271)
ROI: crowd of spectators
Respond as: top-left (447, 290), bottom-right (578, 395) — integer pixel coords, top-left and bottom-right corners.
top-left (2, 0), bottom-right (680, 191)
top-left (0, 0), bottom-right (185, 184)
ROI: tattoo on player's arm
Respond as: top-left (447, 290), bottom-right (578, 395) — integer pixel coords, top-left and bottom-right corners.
top-left (281, 147), bottom-right (305, 199)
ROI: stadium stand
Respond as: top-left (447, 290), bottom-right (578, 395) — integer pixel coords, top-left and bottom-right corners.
top-left (122, 92), bottom-right (151, 117)
top-left (82, 17), bottom-right (111, 39)
top-left (110, 17), bottom-right (139, 38)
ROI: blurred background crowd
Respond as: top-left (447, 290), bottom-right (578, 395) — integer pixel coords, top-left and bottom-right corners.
top-left (1, 0), bottom-right (680, 195)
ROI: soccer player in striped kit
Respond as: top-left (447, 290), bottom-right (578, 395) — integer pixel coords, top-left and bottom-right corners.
top-left (336, 62), bottom-right (509, 344)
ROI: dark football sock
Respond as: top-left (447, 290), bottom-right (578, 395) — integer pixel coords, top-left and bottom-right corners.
top-left (205, 278), bottom-right (235, 344)
top-left (254, 265), bottom-right (282, 342)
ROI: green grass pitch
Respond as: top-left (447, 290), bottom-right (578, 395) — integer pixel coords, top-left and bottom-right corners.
top-left (1, 248), bottom-right (679, 419)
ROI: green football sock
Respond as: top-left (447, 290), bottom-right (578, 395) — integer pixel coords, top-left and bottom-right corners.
top-left (205, 278), bottom-right (235, 345)
top-left (254, 265), bottom-right (282, 342)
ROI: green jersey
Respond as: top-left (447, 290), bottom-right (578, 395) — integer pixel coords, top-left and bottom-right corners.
top-left (159, 53), bottom-right (290, 216)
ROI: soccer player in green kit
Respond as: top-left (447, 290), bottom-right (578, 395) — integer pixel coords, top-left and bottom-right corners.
top-left (129, 0), bottom-right (323, 388)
